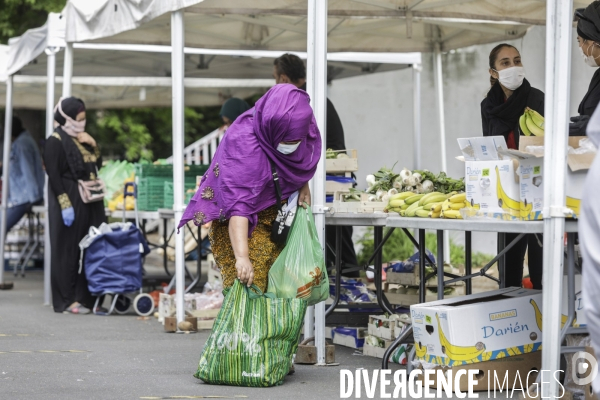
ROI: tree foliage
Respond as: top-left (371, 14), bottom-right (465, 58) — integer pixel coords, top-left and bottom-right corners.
top-left (0, 0), bottom-right (65, 44)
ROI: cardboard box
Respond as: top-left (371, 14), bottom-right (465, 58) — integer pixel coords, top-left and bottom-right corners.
top-left (387, 266), bottom-right (465, 288)
top-left (332, 327), bottom-right (366, 349)
top-left (458, 136), bottom-right (522, 218)
top-left (197, 319), bottom-right (215, 330)
top-left (325, 176), bottom-right (354, 194)
top-left (331, 191), bottom-right (386, 213)
top-left (420, 351), bottom-right (541, 392)
top-left (363, 343), bottom-right (393, 358)
top-left (503, 136), bottom-right (594, 219)
top-left (368, 315), bottom-right (400, 340)
top-left (411, 288), bottom-right (543, 366)
top-left (465, 159), bottom-right (520, 217)
top-left (384, 287), bottom-right (464, 307)
top-left (326, 149), bottom-right (358, 173)
top-left (561, 275), bottom-right (586, 327)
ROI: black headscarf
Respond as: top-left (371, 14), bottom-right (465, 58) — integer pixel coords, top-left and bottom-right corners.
top-left (54, 97), bottom-right (86, 126)
top-left (482, 79), bottom-right (533, 139)
top-left (219, 98), bottom-right (250, 123)
top-left (53, 97), bottom-right (94, 181)
top-left (577, 2), bottom-right (600, 42)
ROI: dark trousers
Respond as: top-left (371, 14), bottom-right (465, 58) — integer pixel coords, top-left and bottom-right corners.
top-left (3, 203), bottom-right (31, 232)
top-left (503, 232), bottom-right (543, 289)
top-left (325, 226), bottom-right (360, 278)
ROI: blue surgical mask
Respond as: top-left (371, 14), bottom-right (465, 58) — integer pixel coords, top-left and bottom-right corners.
top-left (277, 142), bottom-right (301, 154)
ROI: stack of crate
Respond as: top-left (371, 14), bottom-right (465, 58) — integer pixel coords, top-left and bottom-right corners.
top-left (363, 315), bottom-right (412, 364)
top-left (325, 150), bottom-right (358, 202)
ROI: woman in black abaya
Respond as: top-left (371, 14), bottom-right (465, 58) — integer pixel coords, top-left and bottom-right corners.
top-left (45, 97), bottom-right (106, 314)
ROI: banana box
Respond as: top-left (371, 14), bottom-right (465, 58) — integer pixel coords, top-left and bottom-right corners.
top-left (410, 288), bottom-right (544, 367)
top-left (464, 159), bottom-right (521, 217)
top-left (561, 274), bottom-right (586, 327)
top-left (499, 136), bottom-right (595, 219)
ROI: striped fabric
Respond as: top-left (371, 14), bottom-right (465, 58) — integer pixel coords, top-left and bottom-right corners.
top-left (195, 280), bottom-right (307, 387)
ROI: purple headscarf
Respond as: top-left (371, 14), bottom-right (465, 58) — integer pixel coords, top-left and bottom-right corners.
top-left (178, 84), bottom-right (321, 234)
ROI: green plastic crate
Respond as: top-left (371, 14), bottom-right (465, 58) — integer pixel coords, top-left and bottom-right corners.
top-left (134, 164), bottom-right (209, 179)
top-left (164, 180), bottom-right (198, 209)
top-left (136, 177), bottom-right (169, 211)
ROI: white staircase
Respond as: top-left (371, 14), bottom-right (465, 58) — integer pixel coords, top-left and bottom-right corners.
top-left (166, 127), bottom-right (225, 165)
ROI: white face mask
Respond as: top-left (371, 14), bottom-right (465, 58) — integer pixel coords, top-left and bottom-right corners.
top-left (277, 142), bottom-right (301, 154)
top-left (494, 66), bottom-right (526, 91)
top-left (580, 42), bottom-right (600, 67)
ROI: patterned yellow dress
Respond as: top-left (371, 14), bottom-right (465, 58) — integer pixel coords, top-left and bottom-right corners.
top-left (209, 205), bottom-right (284, 293)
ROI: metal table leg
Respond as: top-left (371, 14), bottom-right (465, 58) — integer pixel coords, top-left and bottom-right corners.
top-left (498, 232), bottom-right (506, 288)
top-left (418, 229), bottom-right (426, 304)
top-left (465, 231), bottom-right (472, 295)
top-left (436, 230), bottom-right (444, 300)
top-left (374, 226), bottom-right (394, 315)
top-left (326, 226), bottom-right (342, 316)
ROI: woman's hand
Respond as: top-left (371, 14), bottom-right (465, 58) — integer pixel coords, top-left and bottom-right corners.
top-left (235, 256), bottom-right (254, 287)
top-left (298, 182), bottom-right (311, 209)
top-left (77, 132), bottom-right (97, 148)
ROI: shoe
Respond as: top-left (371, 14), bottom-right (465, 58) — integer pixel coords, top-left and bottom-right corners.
top-left (288, 364), bottom-right (295, 375)
top-left (94, 307), bottom-right (109, 315)
top-left (63, 303), bottom-right (91, 315)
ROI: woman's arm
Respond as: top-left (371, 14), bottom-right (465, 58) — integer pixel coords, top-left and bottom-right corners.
top-left (298, 182), bottom-right (311, 208)
top-left (229, 216), bottom-right (254, 287)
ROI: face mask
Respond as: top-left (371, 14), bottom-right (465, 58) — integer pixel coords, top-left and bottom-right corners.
top-left (54, 99), bottom-right (86, 137)
top-left (494, 66), bottom-right (525, 90)
top-left (580, 42), bottom-right (600, 67)
top-left (277, 142), bottom-right (301, 154)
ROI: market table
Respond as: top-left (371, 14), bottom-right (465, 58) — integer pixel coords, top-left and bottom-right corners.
top-left (325, 213), bottom-right (393, 320)
top-left (381, 217), bottom-right (583, 369)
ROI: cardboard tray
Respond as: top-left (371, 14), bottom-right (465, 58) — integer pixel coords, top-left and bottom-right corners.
top-left (330, 191), bottom-right (386, 213)
top-left (384, 286), bottom-right (464, 306)
top-left (326, 149), bottom-right (358, 173)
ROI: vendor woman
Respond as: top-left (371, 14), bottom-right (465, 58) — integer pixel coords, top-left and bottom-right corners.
top-left (480, 44), bottom-right (544, 290)
top-left (571, 2), bottom-right (600, 135)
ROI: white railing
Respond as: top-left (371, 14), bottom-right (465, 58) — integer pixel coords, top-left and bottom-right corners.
top-left (166, 127), bottom-right (225, 165)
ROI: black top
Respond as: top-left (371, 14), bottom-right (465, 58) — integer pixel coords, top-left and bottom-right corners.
top-left (299, 83), bottom-right (346, 151)
top-left (44, 129), bottom-right (102, 210)
top-left (481, 80), bottom-right (545, 149)
top-left (579, 69), bottom-right (600, 117)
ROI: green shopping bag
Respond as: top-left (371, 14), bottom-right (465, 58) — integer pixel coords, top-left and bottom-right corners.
top-left (267, 205), bottom-right (330, 306)
top-left (194, 280), bottom-right (307, 387)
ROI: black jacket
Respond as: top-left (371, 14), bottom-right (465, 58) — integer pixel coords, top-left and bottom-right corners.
top-left (481, 84), bottom-right (545, 149)
top-left (579, 69), bottom-right (600, 117)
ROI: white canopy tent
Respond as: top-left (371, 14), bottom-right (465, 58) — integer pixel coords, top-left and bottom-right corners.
top-left (1, 2), bottom-right (579, 393)
top-left (0, 9), bottom-right (421, 305)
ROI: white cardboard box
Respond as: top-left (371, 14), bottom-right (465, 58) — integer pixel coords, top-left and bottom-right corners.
top-left (465, 159), bottom-right (520, 217)
top-left (502, 136), bottom-right (593, 219)
top-left (410, 288), bottom-right (543, 366)
top-left (332, 327), bottom-right (366, 349)
top-left (561, 274), bottom-right (586, 327)
top-left (367, 315), bottom-right (400, 340)
top-left (458, 136), bottom-right (521, 218)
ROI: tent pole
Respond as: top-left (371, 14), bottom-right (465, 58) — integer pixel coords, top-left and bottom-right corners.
top-left (306, 0), bottom-right (328, 365)
top-left (541, 0), bottom-right (573, 397)
top-left (62, 43), bottom-right (73, 97)
top-left (171, 10), bottom-right (186, 326)
top-left (0, 76), bottom-right (14, 290)
top-left (43, 48), bottom-right (57, 305)
top-left (433, 43), bottom-right (451, 263)
top-left (413, 63), bottom-right (422, 170)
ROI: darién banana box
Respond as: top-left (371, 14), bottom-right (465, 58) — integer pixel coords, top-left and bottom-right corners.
top-left (499, 136), bottom-right (593, 219)
top-left (410, 288), bottom-right (543, 367)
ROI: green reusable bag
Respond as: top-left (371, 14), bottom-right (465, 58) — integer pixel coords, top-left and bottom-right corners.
top-left (194, 280), bottom-right (307, 387)
top-left (267, 205), bottom-right (330, 306)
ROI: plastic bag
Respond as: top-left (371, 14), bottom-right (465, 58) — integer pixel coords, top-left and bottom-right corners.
top-left (195, 280), bottom-right (307, 387)
top-left (267, 206), bottom-right (329, 306)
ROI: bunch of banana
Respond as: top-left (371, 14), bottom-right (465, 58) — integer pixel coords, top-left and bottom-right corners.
top-left (495, 166), bottom-right (529, 218)
top-left (439, 193), bottom-right (468, 219)
top-left (519, 107), bottom-right (545, 136)
top-left (385, 191), bottom-right (415, 213)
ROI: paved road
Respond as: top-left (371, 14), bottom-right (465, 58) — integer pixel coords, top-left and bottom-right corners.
top-left (0, 271), bottom-right (414, 400)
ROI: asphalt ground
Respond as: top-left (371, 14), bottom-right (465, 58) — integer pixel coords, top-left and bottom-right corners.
top-left (0, 271), bottom-right (410, 400)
